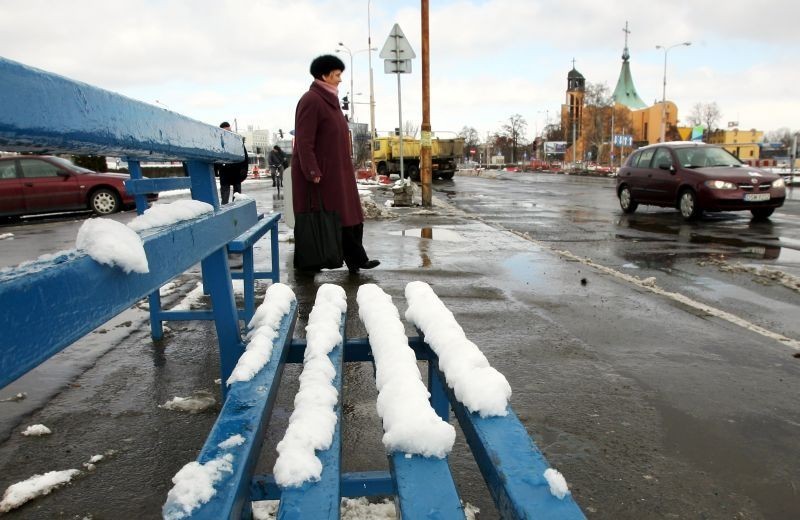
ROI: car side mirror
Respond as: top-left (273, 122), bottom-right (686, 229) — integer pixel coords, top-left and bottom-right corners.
top-left (658, 162), bottom-right (673, 172)
top-left (56, 170), bottom-right (70, 177)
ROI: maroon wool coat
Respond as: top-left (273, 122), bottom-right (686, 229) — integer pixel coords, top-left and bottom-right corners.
top-left (291, 82), bottom-right (364, 227)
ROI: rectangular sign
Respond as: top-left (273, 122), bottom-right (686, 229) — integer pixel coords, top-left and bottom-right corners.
top-left (384, 60), bottom-right (411, 74)
top-left (612, 134), bottom-right (633, 147)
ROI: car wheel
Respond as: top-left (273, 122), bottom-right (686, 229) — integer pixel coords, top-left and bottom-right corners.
top-left (750, 207), bottom-right (774, 219)
top-left (439, 171), bottom-right (455, 180)
top-left (377, 162), bottom-right (387, 176)
top-left (678, 189), bottom-right (701, 220)
top-left (619, 186), bottom-right (638, 213)
top-left (90, 188), bottom-right (121, 215)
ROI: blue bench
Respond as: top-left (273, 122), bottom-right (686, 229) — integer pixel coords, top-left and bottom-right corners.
top-left (1, 56), bottom-right (585, 519)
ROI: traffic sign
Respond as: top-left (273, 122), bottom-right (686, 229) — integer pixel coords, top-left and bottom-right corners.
top-left (613, 134), bottom-right (633, 147)
top-left (384, 60), bottom-right (411, 74)
top-left (381, 24), bottom-right (414, 76)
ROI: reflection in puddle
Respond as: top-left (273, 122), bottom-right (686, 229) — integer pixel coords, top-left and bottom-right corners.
top-left (392, 227), bottom-right (467, 242)
top-left (616, 215), bottom-right (793, 261)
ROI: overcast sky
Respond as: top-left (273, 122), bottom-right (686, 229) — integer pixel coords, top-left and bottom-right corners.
top-left (1, 0), bottom-right (797, 142)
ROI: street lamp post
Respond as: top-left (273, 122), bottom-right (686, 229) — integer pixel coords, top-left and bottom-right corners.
top-left (656, 41), bottom-right (691, 143)
top-left (336, 44), bottom-right (355, 121)
top-left (367, 0), bottom-right (377, 177)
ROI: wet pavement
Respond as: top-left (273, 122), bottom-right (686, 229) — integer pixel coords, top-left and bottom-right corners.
top-left (1, 174), bottom-right (799, 519)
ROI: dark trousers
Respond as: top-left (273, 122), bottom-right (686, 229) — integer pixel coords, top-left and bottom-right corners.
top-left (269, 166), bottom-right (284, 187)
top-left (342, 223), bottom-right (369, 270)
top-left (220, 182), bottom-right (241, 204)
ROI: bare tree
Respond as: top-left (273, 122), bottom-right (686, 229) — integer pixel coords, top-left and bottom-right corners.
top-left (500, 114), bottom-right (527, 162)
top-left (353, 125), bottom-right (370, 168)
top-left (688, 102), bottom-right (722, 131)
top-left (403, 120), bottom-right (419, 138)
top-left (765, 127), bottom-right (795, 148)
top-left (457, 126), bottom-right (480, 153)
top-left (580, 83), bottom-right (613, 162)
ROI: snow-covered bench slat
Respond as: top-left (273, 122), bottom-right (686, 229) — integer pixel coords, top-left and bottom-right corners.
top-left (432, 353), bottom-right (586, 519)
top-left (389, 453), bottom-right (464, 519)
top-left (275, 313), bottom-right (345, 519)
top-left (0, 202), bottom-right (257, 389)
top-left (174, 301), bottom-right (298, 519)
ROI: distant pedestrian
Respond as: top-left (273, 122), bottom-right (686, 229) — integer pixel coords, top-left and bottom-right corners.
top-left (214, 121), bottom-right (249, 204)
top-left (268, 145), bottom-right (286, 188)
top-left (292, 54), bottom-right (379, 274)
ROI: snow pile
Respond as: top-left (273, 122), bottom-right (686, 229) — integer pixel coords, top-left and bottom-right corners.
top-left (218, 434), bottom-right (245, 450)
top-left (405, 281), bottom-right (511, 417)
top-left (0, 233), bottom-right (13, 240)
top-left (232, 192), bottom-right (253, 201)
top-left (0, 469), bottom-right (80, 513)
top-left (357, 284), bottom-right (456, 458)
top-left (128, 199), bottom-right (213, 231)
top-left (160, 391), bottom-right (216, 413)
top-left (21, 424), bottom-right (51, 436)
top-left (274, 284), bottom-right (346, 487)
top-left (543, 468), bottom-right (570, 499)
top-left (162, 454), bottom-right (234, 519)
top-left (76, 218), bottom-right (149, 273)
top-left (227, 283), bottom-right (296, 385)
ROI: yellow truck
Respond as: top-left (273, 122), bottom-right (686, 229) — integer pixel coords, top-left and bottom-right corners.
top-left (372, 136), bottom-right (464, 180)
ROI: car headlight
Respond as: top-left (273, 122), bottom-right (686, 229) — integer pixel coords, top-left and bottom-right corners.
top-left (705, 180), bottom-right (737, 190)
top-left (772, 178), bottom-right (785, 189)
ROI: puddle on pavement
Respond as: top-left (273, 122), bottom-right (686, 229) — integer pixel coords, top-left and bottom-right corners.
top-left (615, 216), bottom-right (798, 261)
top-left (391, 227), bottom-right (467, 242)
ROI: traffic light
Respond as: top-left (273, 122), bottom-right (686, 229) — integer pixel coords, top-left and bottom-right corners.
top-left (278, 129), bottom-right (284, 139)
top-left (342, 96), bottom-right (349, 111)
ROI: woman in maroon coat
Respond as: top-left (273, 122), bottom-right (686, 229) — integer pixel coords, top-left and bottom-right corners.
top-left (292, 55), bottom-right (380, 273)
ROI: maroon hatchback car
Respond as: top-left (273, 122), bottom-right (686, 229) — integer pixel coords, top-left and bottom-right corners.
top-left (0, 155), bottom-right (155, 218)
top-left (616, 142), bottom-right (786, 220)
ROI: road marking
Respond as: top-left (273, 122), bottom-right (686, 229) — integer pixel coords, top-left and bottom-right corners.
top-left (536, 235), bottom-right (800, 351)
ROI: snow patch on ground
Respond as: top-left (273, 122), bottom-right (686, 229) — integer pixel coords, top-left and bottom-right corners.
top-left (159, 391), bottom-right (216, 413)
top-left (0, 469), bottom-right (80, 513)
top-left (21, 424), bottom-right (51, 436)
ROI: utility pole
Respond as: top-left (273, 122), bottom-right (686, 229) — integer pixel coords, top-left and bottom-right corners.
top-left (420, 0), bottom-right (432, 206)
top-left (368, 0), bottom-right (377, 178)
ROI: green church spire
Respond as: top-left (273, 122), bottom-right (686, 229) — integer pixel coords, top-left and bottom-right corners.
top-left (612, 21), bottom-right (647, 109)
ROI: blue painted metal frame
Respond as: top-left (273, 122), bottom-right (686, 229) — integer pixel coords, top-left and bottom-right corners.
top-left (429, 353), bottom-right (586, 519)
top-left (0, 56), bottom-right (244, 162)
top-left (186, 302), bottom-right (298, 519)
top-left (0, 203), bottom-right (256, 389)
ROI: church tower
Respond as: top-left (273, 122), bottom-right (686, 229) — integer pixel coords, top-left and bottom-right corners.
top-left (612, 22), bottom-right (646, 109)
top-left (563, 59), bottom-right (585, 150)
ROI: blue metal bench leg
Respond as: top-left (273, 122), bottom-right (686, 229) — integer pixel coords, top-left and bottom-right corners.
top-left (188, 160), bottom-right (244, 392)
top-left (242, 246), bottom-right (256, 324)
top-left (270, 223), bottom-right (280, 283)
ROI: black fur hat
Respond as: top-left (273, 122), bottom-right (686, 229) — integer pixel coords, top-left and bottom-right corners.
top-left (310, 55), bottom-right (345, 79)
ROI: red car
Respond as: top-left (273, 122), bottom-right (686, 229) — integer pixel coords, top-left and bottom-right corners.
top-left (0, 155), bottom-right (155, 218)
top-left (616, 142), bottom-right (786, 220)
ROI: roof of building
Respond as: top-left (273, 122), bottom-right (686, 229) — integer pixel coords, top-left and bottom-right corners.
top-left (612, 57), bottom-right (647, 110)
top-left (567, 67), bottom-right (584, 79)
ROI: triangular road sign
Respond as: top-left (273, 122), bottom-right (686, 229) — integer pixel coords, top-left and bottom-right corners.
top-left (379, 23), bottom-right (416, 60)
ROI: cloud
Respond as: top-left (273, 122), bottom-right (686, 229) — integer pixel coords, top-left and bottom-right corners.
top-left (1, 0), bottom-right (797, 136)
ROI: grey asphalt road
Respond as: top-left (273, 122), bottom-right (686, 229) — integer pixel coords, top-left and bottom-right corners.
top-left (0, 174), bottom-right (798, 519)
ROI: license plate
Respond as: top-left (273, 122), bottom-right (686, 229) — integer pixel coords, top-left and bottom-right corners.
top-left (744, 193), bottom-right (770, 202)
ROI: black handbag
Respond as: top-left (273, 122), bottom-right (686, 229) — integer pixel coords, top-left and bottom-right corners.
top-left (293, 188), bottom-right (344, 270)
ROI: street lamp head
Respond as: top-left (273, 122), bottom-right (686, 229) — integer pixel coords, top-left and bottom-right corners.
top-left (682, 41), bottom-right (692, 46)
